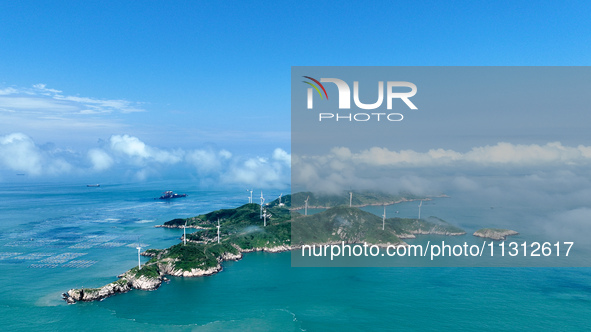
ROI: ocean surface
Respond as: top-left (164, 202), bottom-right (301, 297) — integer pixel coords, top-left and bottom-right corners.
top-left (1, 181), bottom-right (590, 331)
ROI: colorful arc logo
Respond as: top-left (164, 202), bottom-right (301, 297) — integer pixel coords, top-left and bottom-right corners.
top-left (303, 76), bottom-right (328, 102)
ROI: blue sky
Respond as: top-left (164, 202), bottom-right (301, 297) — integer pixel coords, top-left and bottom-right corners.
top-left (1, 1), bottom-right (590, 185)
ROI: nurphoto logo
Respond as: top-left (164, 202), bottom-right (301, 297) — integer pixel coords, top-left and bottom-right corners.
top-left (303, 76), bottom-right (418, 122)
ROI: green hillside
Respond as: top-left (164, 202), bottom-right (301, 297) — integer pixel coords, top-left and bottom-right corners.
top-left (267, 191), bottom-right (427, 209)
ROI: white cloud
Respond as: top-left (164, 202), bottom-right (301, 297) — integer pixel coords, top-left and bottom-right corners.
top-left (186, 149), bottom-right (223, 173)
top-left (103, 135), bottom-right (288, 186)
top-left (272, 148), bottom-right (291, 165)
top-left (293, 142), bottom-right (591, 194)
top-left (223, 156), bottom-right (287, 188)
top-left (0, 133), bottom-right (43, 175)
top-left (109, 135), bottom-right (183, 164)
top-left (314, 142), bottom-right (591, 168)
top-left (32, 84), bottom-right (62, 94)
top-left (0, 131), bottom-right (290, 186)
top-left (0, 133), bottom-right (72, 176)
top-left (0, 84), bottom-right (143, 146)
top-left (0, 84), bottom-right (145, 115)
top-left (217, 149), bottom-right (291, 188)
top-left (0, 96), bottom-right (77, 111)
top-left (110, 135), bottom-right (151, 159)
top-left (53, 95), bottom-right (144, 113)
top-left (0, 87), bottom-right (19, 95)
top-left (219, 150), bottom-right (232, 159)
top-left (88, 149), bottom-right (114, 171)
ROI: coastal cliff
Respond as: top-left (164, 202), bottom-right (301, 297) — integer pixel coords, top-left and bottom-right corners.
top-left (64, 268), bottom-right (164, 303)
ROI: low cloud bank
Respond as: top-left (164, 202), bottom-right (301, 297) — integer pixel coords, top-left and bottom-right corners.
top-left (0, 133), bottom-right (290, 188)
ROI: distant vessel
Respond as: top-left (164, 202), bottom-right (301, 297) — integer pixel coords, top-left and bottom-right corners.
top-left (87, 184), bottom-right (100, 187)
top-left (159, 191), bottom-right (187, 199)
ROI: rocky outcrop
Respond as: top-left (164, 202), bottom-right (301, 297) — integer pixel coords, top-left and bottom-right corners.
top-left (239, 245), bottom-right (294, 253)
top-left (169, 265), bottom-right (222, 277)
top-left (64, 270), bottom-right (163, 304)
top-left (66, 280), bottom-right (131, 303)
top-left (129, 274), bottom-right (162, 290)
top-left (154, 225), bottom-right (206, 229)
top-left (156, 258), bottom-right (223, 277)
top-left (221, 251), bottom-right (242, 260)
top-left (473, 228), bottom-right (518, 241)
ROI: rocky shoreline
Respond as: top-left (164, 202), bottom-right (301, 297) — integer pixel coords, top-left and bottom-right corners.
top-left (63, 270), bottom-right (167, 304)
top-left (63, 243), bottom-right (298, 304)
top-left (64, 200), bottom-right (464, 304)
top-left (154, 224), bottom-right (207, 229)
top-left (473, 228), bottom-right (519, 241)
top-left (64, 234), bottom-right (462, 304)
top-left (396, 230), bottom-right (466, 239)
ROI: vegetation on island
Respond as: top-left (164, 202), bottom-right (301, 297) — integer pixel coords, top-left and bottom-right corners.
top-left (388, 216), bottom-right (466, 237)
top-left (163, 203), bottom-right (291, 229)
top-left (292, 206), bottom-right (403, 245)
top-left (473, 228), bottom-right (518, 241)
top-left (268, 191), bottom-right (428, 210)
top-left (291, 206), bottom-right (465, 245)
top-left (132, 264), bottom-right (160, 279)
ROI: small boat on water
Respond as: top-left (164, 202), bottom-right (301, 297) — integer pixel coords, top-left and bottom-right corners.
top-left (159, 191), bottom-right (187, 199)
top-left (87, 184), bottom-right (100, 187)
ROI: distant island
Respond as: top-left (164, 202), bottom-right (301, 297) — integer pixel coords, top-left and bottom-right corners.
top-left (473, 228), bottom-right (519, 241)
top-left (278, 191), bottom-right (438, 210)
top-left (63, 192), bottom-right (464, 304)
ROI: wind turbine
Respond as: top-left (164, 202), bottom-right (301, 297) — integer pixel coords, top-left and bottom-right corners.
top-left (260, 191), bottom-right (265, 218)
top-left (278, 193), bottom-right (284, 207)
top-left (183, 221), bottom-right (187, 246)
top-left (263, 209), bottom-right (272, 227)
top-left (136, 237), bottom-right (142, 270)
top-left (304, 196), bottom-right (309, 216)
top-left (217, 218), bottom-right (221, 244)
top-left (349, 192), bottom-right (353, 207)
top-left (418, 200), bottom-right (422, 220)
top-left (246, 189), bottom-right (253, 203)
top-left (382, 205), bottom-right (386, 231)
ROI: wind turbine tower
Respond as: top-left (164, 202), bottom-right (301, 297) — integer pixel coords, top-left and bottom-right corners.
top-left (278, 193), bottom-right (284, 207)
top-left (183, 221), bottom-right (187, 246)
top-left (263, 209), bottom-right (272, 227)
top-left (304, 196), bottom-right (309, 216)
top-left (247, 189), bottom-right (253, 203)
top-left (260, 191), bottom-right (265, 218)
top-left (418, 200), bottom-right (422, 220)
top-left (217, 218), bottom-right (221, 244)
top-left (382, 205), bottom-right (386, 231)
top-left (349, 192), bottom-right (353, 207)
top-left (136, 237), bottom-right (142, 270)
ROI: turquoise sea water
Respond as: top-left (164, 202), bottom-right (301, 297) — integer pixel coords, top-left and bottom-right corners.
top-left (1, 181), bottom-right (590, 331)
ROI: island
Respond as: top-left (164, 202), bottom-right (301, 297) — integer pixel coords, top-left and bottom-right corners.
top-left (473, 228), bottom-right (519, 241)
top-left (63, 192), bottom-right (465, 304)
top-left (274, 191), bottom-right (436, 210)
